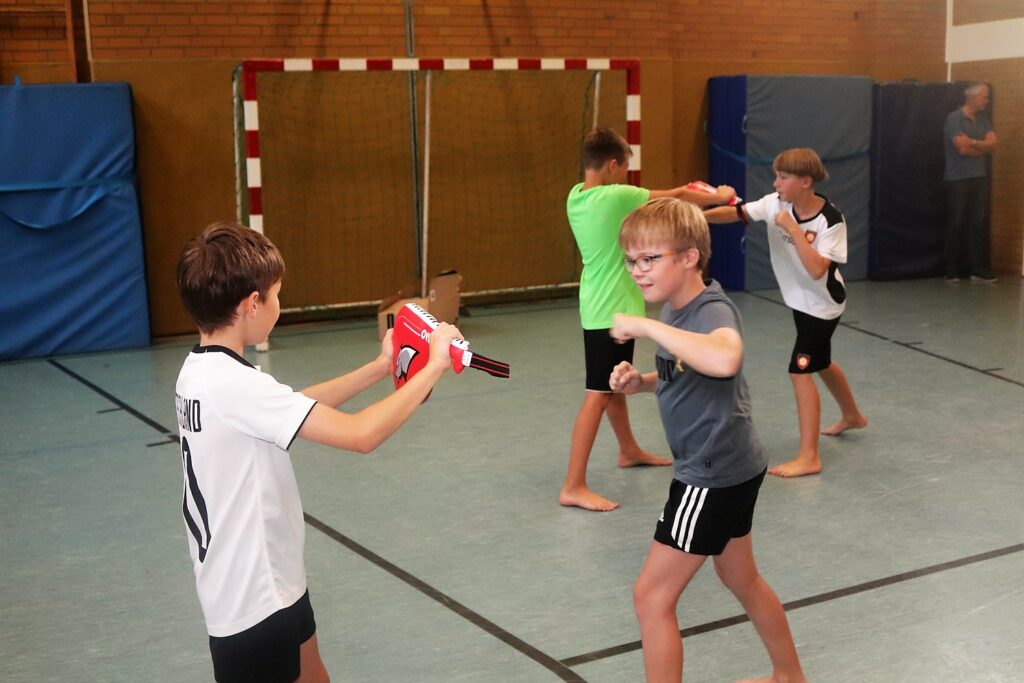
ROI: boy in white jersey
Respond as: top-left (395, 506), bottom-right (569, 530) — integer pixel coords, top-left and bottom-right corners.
top-left (705, 148), bottom-right (867, 477)
top-left (175, 221), bottom-right (462, 682)
top-left (609, 198), bottom-right (806, 683)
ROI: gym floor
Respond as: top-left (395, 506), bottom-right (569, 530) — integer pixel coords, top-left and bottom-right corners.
top-left (2, 278), bottom-right (1022, 682)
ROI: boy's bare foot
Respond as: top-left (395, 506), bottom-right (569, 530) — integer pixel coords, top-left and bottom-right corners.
top-left (617, 450), bottom-right (672, 468)
top-left (768, 457), bottom-right (822, 478)
top-left (559, 487), bottom-right (620, 511)
top-left (822, 414), bottom-right (868, 436)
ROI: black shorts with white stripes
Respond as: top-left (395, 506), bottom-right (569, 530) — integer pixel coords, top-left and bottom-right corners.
top-left (653, 469), bottom-right (767, 556)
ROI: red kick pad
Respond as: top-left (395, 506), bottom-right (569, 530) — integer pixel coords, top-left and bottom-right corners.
top-left (391, 303), bottom-right (510, 396)
top-left (687, 180), bottom-right (741, 206)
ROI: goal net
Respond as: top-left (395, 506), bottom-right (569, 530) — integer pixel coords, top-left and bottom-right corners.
top-left (235, 58), bottom-right (641, 316)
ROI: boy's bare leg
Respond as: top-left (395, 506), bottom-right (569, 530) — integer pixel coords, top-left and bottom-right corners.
top-left (297, 634), bottom-right (330, 683)
top-left (818, 362), bottom-right (868, 436)
top-left (607, 393), bottom-right (672, 468)
top-left (560, 392), bottom-right (619, 511)
top-left (634, 541), bottom-right (706, 683)
top-left (769, 374), bottom-right (822, 478)
top-left (715, 535), bottom-right (807, 683)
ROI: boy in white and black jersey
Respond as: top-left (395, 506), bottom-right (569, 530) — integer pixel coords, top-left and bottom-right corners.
top-left (175, 222), bottom-right (462, 682)
top-left (706, 148), bottom-right (868, 478)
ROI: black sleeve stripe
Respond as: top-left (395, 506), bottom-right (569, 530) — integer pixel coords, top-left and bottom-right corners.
top-left (821, 202), bottom-right (844, 229)
top-left (736, 203), bottom-right (749, 224)
top-left (287, 402), bottom-right (318, 450)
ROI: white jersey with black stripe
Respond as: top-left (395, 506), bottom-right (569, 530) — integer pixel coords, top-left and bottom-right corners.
top-left (175, 345), bottom-right (316, 637)
top-left (743, 192), bottom-right (848, 320)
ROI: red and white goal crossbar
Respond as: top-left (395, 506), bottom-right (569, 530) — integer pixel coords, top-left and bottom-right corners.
top-left (239, 57), bottom-right (642, 233)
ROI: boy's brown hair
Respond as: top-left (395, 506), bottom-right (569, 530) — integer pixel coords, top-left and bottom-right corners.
top-left (619, 198), bottom-right (711, 271)
top-left (772, 148), bottom-right (829, 183)
top-left (581, 127), bottom-right (631, 170)
top-left (176, 221), bottom-right (285, 334)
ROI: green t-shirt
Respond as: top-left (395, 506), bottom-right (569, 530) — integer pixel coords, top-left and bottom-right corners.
top-left (567, 182), bottom-right (649, 329)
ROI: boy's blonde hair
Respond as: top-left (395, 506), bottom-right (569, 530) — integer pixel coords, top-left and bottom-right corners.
top-left (619, 198), bottom-right (711, 271)
top-left (773, 148), bottom-right (829, 183)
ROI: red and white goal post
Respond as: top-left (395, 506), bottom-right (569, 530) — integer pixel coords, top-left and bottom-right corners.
top-left (237, 57), bottom-right (641, 350)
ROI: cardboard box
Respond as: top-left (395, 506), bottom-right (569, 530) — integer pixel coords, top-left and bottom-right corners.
top-left (377, 270), bottom-right (462, 340)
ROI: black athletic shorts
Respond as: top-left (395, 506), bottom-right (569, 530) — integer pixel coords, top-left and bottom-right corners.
top-left (653, 469), bottom-right (767, 556)
top-left (583, 328), bottom-right (635, 392)
top-left (789, 309), bottom-right (841, 374)
top-left (209, 590), bottom-right (316, 683)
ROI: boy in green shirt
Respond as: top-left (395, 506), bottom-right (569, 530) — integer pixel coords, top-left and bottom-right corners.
top-left (561, 128), bottom-right (736, 511)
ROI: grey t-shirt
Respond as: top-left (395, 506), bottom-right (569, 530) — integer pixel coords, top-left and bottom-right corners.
top-left (943, 108), bottom-right (992, 181)
top-left (655, 280), bottom-right (767, 488)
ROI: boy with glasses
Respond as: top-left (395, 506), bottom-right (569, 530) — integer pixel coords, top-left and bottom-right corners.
top-left (610, 198), bottom-right (806, 683)
top-left (562, 127), bottom-right (736, 511)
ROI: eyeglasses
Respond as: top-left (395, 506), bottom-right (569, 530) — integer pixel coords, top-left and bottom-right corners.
top-left (623, 251), bottom-right (677, 273)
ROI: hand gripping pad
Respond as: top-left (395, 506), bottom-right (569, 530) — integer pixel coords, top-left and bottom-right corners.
top-left (687, 180), bottom-right (741, 206)
top-left (391, 304), bottom-right (510, 397)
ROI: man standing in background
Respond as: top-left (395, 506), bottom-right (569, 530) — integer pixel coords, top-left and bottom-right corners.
top-left (943, 82), bottom-right (998, 284)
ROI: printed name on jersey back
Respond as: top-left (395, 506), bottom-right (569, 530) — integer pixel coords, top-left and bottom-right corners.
top-left (175, 393), bottom-right (202, 433)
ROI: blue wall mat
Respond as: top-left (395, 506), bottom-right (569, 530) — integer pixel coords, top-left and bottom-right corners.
top-left (869, 81), bottom-right (973, 280)
top-left (0, 82), bottom-right (150, 361)
top-left (708, 75), bottom-right (872, 292)
top-left (707, 75), bottom-right (747, 290)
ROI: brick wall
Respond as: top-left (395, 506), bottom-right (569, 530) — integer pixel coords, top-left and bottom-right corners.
top-left (0, 1), bottom-right (70, 64)
top-left (3, 1), bottom-right (947, 66)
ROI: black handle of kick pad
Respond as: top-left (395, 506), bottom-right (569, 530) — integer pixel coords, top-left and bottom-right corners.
top-left (468, 353), bottom-right (510, 378)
